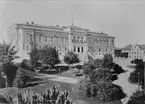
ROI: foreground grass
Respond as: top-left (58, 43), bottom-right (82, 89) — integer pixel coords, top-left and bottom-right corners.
top-left (0, 78), bottom-right (122, 104)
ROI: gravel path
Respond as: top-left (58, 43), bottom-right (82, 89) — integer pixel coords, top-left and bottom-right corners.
top-left (113, 59), bottom-right (138, 104)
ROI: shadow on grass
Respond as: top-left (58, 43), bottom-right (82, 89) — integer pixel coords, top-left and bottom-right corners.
top-left (0, 94), bottom-right (9, 103)
top-left (25, 81), bottom-right (47, 88)
top-left (40, 66), bottom-right (69, 75)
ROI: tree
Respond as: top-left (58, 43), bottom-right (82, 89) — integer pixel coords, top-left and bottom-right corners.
top-left (101, 54), bottom-right (113, 69)
top-left (0, 41), bottom-right (18, 64)
top-left (29, 48), bottom-right (40, 68)
top-left (64, 52), bottom-right (80, 68)
top-left (127, 90), bottom-right (145, 104)
top-left (0, 41), bottom-right (18, 87)
top-left (41, 46), bottom-right (60, 69)
top-left (13, 68), bottom-right (31, 88)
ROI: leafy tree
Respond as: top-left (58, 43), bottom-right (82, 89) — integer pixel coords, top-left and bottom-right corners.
top-left (101, 54), bottom-right (113, 69)
top-left (64, 51), bottom-right (80, 68)
top-left (89, 68), bottom-right (112, 83)
top-left (129, 62), bottom-right (144, 89)
top-left (0, 41), bottom-right (18, 64)
top-left (41, 46), bottom-right (60, 69)
top-left (13, 68), bottom-right (31, 88)
top-left (20, 59), bottom-right (35, 71)
top-left (29, 48), bottom-right (40, 68)
top-left (2, 62), bottom-right (18, 87)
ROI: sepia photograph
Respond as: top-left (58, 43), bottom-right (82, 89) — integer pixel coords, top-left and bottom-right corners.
top-left (0, 0), bottom-right (144, 104)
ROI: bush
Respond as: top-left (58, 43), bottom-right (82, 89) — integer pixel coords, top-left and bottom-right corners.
top-left (130, 59), bottom-right (143, 64)
top-left (20, 59), bottom-right (35, 71)
top-left (94, 59), bottom-right (103, 68)
top-left (13, 68), bottom-right (31, 88)
top-left (2, 62), bottom-right (18, 87)
top-left (111, 63), bottom-right (125, 74)
top-left (89, 68), bottom-right (112, 84)
top-left (12, 86), bottom-right (73, 104)
top-left (101, 54), bottom-right (113, 69)
top-left (77, 79), bottom-right (126, 101)
top-left (95, 80), bottom-right (126, 101)
top-left (127, 90), bottom-right (145, 104)
top-left (83, 62), bottom-right (96, 77)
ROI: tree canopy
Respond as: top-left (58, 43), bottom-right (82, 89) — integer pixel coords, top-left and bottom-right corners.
top-left (64, 51), bottom-right (80, 65)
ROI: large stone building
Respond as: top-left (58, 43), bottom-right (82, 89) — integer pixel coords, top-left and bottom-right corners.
top-left (7, 22), bottom-right (115, 62)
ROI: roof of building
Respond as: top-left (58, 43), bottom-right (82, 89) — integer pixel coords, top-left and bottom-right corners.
top-left (122, 44), bottom-right (132, 50)
top-left (137, 44), bottom-right (145, 50)
top-left (63, 24), bottom-right (88, 31)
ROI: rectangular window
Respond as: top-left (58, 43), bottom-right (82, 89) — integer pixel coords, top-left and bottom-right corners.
top-left (82, 47), bottom-right (83, 52)
top-left (74, 46), bottom-right (76, 52)
top-left (23, 44), bottom-right (25, 50)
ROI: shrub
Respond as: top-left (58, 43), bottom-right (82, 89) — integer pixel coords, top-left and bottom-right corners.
top-left (77, 79), bottom-right (126, 101)
top-left (95, 80), bottom-right (126, 101)
top-left (127, 90), bottom-right (145, 104)
top-left (101, 54), bottom-right (113, 69)
top-left (64, 51), bottom-right (80, 68)
top-left (89, 68), bottom-right (112, 84)
top-left (83, 62), bottom-right (96, 77)
top-left (2, 62), bottom-right (18, 87)
top-left (12, 86), bottom-right (73, 104)
top-left (130, 59), bottom-right (143, 64)
top-left (76, 79), bottom-right (93, 97)
top-left (13, 68), bottom-right (31, 88)
top-left (94, 59), bottom-right (103, 68)
top-left (111, 63), bottom-right (125, 74)
top-left (20, 59), bottom-right (35, 71)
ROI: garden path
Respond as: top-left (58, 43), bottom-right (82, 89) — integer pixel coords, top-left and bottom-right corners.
top-left (113, 59), bottom-right (138, 104)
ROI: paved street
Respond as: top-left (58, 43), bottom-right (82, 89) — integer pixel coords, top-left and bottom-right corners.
top-left (113, 59), bottom-right (138, 104)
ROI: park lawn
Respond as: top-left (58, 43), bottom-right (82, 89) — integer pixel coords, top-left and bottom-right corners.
top-left (0, 79), bottom-right (122, 104)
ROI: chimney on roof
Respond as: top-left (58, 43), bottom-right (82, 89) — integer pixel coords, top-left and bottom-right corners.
top-left (101, 31), bottom-right (104, 34)
top-left (56, 25), bottom-right (59, 27)
top-left (26, 22), bottom-right (29, 25)
top-left (31, 22), bottom-right (34, 24)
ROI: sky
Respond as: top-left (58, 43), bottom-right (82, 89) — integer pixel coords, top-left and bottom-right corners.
top-left (0, 0), bottom-right (145, 47)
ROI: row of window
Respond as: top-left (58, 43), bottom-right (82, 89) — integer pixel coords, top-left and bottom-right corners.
top-left (23, 44), bottom-right (30, 51)
top-left (24, 33), bottom-right (68, 44)
top-left (129, 56), bottom-right (142, 59)
top-left (74, 46), bottom-right (83, 53)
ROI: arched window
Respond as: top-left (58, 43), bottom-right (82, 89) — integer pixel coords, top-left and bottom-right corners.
top-left (78, 47), bottom-right (80, 52)
top-left (23, 44), bottom-right (25, 50)
top-left (74, 46), bottom-right (76, 52)
top-left (82, 47), bottom-right (83, 52)
top-left (26, 44), bottom-right (29, 50)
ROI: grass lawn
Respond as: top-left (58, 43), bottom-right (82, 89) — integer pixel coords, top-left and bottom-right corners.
top-left (0, 78), bottom-right (122, 104)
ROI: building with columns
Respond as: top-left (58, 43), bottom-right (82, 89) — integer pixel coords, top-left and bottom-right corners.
top-left (7, 22), bottom-right (115, 62)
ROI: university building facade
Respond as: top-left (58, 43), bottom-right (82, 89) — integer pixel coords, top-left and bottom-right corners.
top-left (7, 22), bottom-right (115, 62)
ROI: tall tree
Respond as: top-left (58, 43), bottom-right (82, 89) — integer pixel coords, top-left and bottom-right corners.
top-left (41, 46), bottom-right (60, 69)
top-left (101, 54), bottom-right (113, 69)
top-left (64, 51), bottom-right (80, 69)
top-left (0, 41), bottom-right (18, 87)
top-left (29, 48), bottom-right (40, 68)
top-left (0, 41), bottom-right (18, 64)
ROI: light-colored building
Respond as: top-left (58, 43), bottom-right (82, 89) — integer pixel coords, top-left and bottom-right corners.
top-left (7, 22), bottom-right (115, 62)
top-left (122, 44), bottom-right (145, 60)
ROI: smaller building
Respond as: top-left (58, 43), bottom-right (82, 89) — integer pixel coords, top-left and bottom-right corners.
top-left (121, 44), bottom-right (145, 60)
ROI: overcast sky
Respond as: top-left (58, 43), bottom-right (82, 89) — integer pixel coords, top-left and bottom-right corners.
top-left (0, 0), bottom-right (145, 47)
